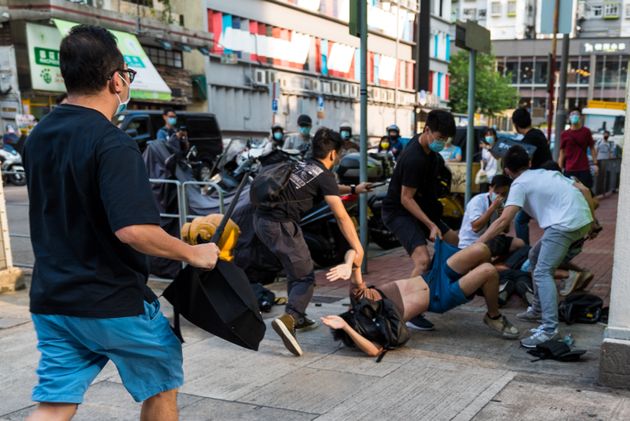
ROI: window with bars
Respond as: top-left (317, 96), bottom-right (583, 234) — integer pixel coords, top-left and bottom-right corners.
top-left (145, 46), bottom-right (183, 68)
top-left (591, 5), bottom-right (603, 17)
top-left (491, 1), bottom-right (501, 16)
top-left (507, 0), bottom-right (517, 17)
top-left (604, 2), bottom-right (620, 19)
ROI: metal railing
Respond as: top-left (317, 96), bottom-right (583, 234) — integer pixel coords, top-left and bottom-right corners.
top-left (9, 178), bottom-right (230, 270)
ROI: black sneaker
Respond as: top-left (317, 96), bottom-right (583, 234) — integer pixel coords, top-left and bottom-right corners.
top-left (405, 314), bottom-right (435, 331)
top-left (295, 316), bottom-right (318, 331)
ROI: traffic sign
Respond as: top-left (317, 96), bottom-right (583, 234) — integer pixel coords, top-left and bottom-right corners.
top-left (317, 95), bottom-right (324, 111)
top-left (272, 98), bottom-right (278, 113)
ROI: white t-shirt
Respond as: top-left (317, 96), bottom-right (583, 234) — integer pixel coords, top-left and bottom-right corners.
top-left (505, 169), bottom-right (593, 231)
top-left (482, 148), bottom-right (498, 179)
top-left (458, 192), bottom-right (496, 248)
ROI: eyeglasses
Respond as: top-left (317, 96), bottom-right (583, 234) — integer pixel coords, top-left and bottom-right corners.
top-left (111, 68), bottom-right (137, 84)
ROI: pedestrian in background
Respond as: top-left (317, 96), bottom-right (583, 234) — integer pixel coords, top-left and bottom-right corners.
top-left (157, 108), bottom-right (178, 141)
top-left (511, 108), bottom-right (552, 245)
top-left (24, 25), bottom-right (219, 421)
top-left (559, 109), bottom-right (598, 190)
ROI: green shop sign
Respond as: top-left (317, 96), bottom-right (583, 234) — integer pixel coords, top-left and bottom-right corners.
top-left (34, 47), bottom-right (60, 67)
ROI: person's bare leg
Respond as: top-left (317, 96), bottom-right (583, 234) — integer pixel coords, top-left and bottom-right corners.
top-left (446, 243), bottom-right (491, 275)
top-left (410, 245), bottom-right (431, 277)
top-left (27, 403), bottom-right (77, 421)
top-left (442, 229), bottom-right (459, 246)
top-left (141, 389), bottom-right (178, 421)
top-left (380, 276), bottom-right (430, 321)
top-left (509, 237), bottom-right (526, 253)
top-left (457, 263), bottom-right (500, 317)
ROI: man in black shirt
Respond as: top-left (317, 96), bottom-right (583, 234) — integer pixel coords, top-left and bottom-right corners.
top-left (512, 107), bottom-right (552, 169)
top-left (25, 26), bottom-right (219, 421)
top-left (511, 108), bottom-right (553, 244)
top-left (382, 110), bottom-right (459, 278)
top-left (255, 128), bottom-right (364, 357)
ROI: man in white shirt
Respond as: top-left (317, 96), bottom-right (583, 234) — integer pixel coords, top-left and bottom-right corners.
top-left (459, 175), bottom-right (524, 257)
top-left (477, 145), bottom-right (595, 348)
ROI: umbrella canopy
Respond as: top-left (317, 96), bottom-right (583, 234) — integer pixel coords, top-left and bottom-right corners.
top-left (163, 261), bottom-right (265, 350)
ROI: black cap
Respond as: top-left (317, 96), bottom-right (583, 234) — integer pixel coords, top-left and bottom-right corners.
top-left (297, 114), bottom-right (312, 127)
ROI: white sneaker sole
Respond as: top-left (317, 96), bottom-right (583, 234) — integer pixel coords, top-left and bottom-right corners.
top-left (272, 319), bottom-right (303, 357)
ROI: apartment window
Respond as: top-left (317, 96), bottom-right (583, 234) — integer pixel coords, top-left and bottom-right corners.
top-left (491, 1), bottom-right (501, 16)
top-left (534, 61), bottom-right (548, 84)
top-left (505, 61), bottom-right (518, 84)
top-left (591, 5), bottom-right (603, 18)
top-left (478, 8), bottom-right (487, 19)
top-left (146, 46), bottom-right (183, 68)
top-left (519, 61), bottom-right (533, 84)
top-left (126, 0), bottom-right (153, 5)
top-left (604, 2), bottom-right (620, 19)
top-left (626, 3), bottom-right (630, 18)
top-left (463, 8), bottom-right (477, 19)
top-left (507, 0), bottom-right (517, 17)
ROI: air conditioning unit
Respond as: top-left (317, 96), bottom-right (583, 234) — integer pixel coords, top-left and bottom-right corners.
top-left (386, 90), bottom-right (395, 104)
top-left (254, 69), bottom-right (267, 85)
top-left (350, 84), bottom-right (359, 99)
top-left (312, 79), bottom-right (321, 92)
top-left (340, 83), bottom-right (350, 97)
top-left (331, 81), bottom-right (341, 96)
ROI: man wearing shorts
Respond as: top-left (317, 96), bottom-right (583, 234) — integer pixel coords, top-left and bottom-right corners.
top-left (458, 174), bottom-right (525, 258)
top-left (382, 110), bottom-right (459, 276)
top-left (24, 26), bottom-right (219, 421)
top-left (381, 110), bottom-right (458, 330)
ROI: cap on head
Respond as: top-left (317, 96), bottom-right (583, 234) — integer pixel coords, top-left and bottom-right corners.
top-left (297, 114), bottom-right (312, 127)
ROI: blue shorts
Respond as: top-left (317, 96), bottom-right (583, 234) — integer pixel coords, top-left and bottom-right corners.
top-left (426, 239), bottom-right (471, 314)
top-left (31, 300), bottom-right (183, 404)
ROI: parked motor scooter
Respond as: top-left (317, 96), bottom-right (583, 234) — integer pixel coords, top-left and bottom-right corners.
top-left (0, 144), bottom-right (26, 186)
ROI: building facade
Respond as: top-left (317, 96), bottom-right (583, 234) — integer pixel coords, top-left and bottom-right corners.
top-left (452, 0), bottom-right (535, 39)
top-left (494, 37), bottom-right (628, 124)
top-left (202, 0), bottom-right (430, 139)
top-left (0, 0), bottom-right (211, 131)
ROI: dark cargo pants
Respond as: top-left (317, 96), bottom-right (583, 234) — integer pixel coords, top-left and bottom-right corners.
top-left (253, 215), bottom-right (315, 319)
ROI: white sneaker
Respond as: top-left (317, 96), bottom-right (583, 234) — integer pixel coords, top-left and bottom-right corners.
top-left (516, 307), bottom-right (542, 323)
top-left (559, 270), bottom-right (580, 296)
top-left (520, 327), bottom-right (559, 348)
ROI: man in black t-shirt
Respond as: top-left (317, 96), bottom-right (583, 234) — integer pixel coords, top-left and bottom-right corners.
top-left (512, 107), bottom-right (552, 170)
top-left (382, 110), bottom-right (459, 279)
top-left (511, 108), bottom-right (553, 245)
top-left (255, 128), bottom-right (364, 357)
top-left (24, 26), bottom-right (219, 420)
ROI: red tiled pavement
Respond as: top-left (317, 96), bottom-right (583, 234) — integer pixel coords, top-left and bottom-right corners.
top-left (315, 193), bottom-right (618, 307)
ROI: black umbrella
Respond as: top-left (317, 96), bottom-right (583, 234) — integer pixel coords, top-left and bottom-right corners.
top-left (163, 170), bottom-right (266, 350)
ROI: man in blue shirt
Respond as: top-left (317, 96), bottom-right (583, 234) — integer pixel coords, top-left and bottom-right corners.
top-left (24, 25), bottom-right (219, 421)
top-left (156, 107), bottom-right (178, 141)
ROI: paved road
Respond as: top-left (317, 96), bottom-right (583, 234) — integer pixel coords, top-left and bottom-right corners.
top-left (4, 186), bottom-right (31, 269)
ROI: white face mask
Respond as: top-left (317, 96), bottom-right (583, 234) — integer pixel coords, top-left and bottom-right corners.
top-left (114, 73), bottom-right (131, 116)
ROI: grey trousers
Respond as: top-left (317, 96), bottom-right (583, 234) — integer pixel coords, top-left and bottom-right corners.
top-left (529, 223), bottom-right (592, 333)
top-left (254, 215), bottom-right (315, 319)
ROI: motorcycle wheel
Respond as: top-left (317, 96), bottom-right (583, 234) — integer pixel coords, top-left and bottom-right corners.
top-left (9, 170), bottom-right (26, 186)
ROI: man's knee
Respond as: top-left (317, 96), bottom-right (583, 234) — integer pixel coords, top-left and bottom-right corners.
top-left (145, 388), bottom-right (178, 403)
top-left (27, 403), bottom-right (78, 421)
top-left (479, 263), bottom-right (498, 282)
top-left (411, 247), bottom-right (430, 271)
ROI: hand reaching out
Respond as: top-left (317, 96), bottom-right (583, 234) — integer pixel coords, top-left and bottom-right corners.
top-left (326, 262), bottom-right (353, 282)
top-left (321, 315), bottom-right (348, 330)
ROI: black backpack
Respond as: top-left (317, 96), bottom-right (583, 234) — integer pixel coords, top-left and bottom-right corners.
top-left (249, 161), bottom-right (295, 207)
top-left (334, 287), bottom-right (410, 360)
top-left (559, 292), bottom-right (603, 325)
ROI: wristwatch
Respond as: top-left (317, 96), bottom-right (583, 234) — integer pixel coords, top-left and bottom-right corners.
top-left (350, 184), bottom-right (356, 194)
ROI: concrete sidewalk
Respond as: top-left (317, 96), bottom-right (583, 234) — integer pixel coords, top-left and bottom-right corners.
top-left (0, 194), bottom-right (627, 420)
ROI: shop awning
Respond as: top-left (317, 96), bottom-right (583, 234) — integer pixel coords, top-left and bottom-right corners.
top-left (53, 19), bottom-right (171, 101)
top-left (25, 20), bottom-right (171, 101)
